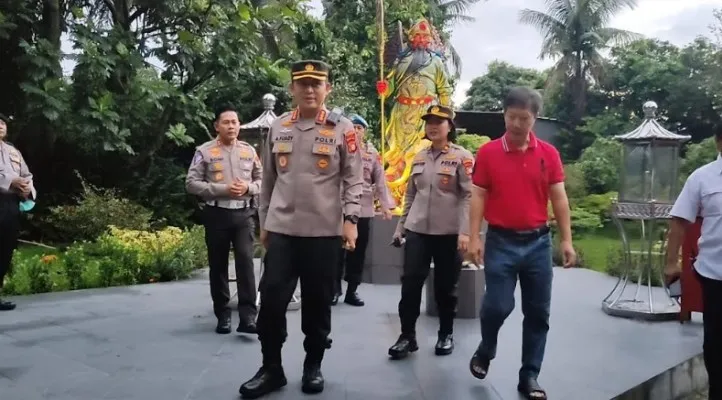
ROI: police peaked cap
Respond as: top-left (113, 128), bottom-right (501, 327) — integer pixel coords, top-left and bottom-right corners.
top-left (290, 60), bottom-right (331, 81)
top-left (0, 113), bottom-right (9, 124)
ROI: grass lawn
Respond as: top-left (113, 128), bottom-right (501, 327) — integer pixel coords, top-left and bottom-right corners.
top-left (15, 243), bottom-right (59, 258)
top-left (574, 234), bottom-right (625, 272)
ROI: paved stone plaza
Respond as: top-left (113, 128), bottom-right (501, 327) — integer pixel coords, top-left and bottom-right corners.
top-left (0, 266), bottom-right (704, 400)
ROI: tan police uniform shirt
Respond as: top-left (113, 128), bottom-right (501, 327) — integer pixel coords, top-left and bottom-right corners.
top-left (395, 143), bottom-right (473, 236)
top-left (0, 141), bottom-right (35, 198)
top-left (259, 108), bottom-right (363, 237)
top-left (185, 139), bottom-right (262, 205)
top-left (360, 144), bottom-right (394, 218)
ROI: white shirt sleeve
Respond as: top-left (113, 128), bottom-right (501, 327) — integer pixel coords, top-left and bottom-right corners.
top-left (669, 172), bottom-right (701, 223)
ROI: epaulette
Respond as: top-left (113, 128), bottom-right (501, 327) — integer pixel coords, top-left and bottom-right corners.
top-left (324, 107), bottom-right (344, 126)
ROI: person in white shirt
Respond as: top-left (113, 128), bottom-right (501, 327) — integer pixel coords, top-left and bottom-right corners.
top-left (666, 128), bottom-right (722, 400)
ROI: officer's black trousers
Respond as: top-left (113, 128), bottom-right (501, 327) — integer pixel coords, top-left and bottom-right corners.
top-left (0, 194), bottom-right (20, 290)
top-left (257, 232), bottom-right (341, 366)
top-left (335, 217), bottom-right (371, 293)
top-left (398, 230), bottom-right (462, 336)
top-left (203, 206), bottom-right (257, 321)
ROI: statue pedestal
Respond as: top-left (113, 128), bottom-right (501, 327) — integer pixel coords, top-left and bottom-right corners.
top-left (362, 215), bottom-right (403, 285)
top-left (426, 266), bottom-right (485, 319)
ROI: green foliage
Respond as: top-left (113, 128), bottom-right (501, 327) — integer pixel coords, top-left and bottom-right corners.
top-left (578, 137), bottom-right (622, 194)
top-left (2, 225), bottom-right (207, 296)
top-left (563, 163), bottom-right (587, 200)
top-left (681, 136), bottom-right (719, 179)
top-left (576, 192), bottom-right (617, 222)
top-left (569, 207), bottom-right (603, 236)
top-left (461, 61), bottom-right (546, 111)
top-left (46, 176), bottom-right (153, 243)
top-left (455, 134), bottom-right (490, 154)
top-left (605, 248), bottom-right (665, 287)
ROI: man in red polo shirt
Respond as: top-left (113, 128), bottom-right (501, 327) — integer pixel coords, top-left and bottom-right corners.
top-left (466, 87), bottom-right (576, 400)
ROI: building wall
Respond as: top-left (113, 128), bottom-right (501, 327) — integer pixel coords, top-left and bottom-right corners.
top-left (454, 111), bottom-right (568, 146)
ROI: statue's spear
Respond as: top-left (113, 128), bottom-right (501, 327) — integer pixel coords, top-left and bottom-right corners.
top-left (375, 0), bottom-right (387, 168)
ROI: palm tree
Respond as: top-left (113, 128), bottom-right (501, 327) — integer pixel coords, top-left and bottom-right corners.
top-left (519, 0), bottom-right (641, 124)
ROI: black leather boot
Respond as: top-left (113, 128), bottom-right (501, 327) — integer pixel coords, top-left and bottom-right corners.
top-left (239, 365), bottom-right (287, 399)
top-left (301, 363), bottom-right (324, 394)
top-left (435, 332), bottom-right (454, 356)
top-left (343, 291), bottom-right (364, 307)
top-left (236, 315), bottom-right (257, 334)
top-left (215, 313), bottom-right (232, 334)
top-left (0, 299), bottom-right (16, 311)
top-left (388, 334), bottom-right (418, 360)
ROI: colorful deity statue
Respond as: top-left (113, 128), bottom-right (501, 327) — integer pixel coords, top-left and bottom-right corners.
top-left (379, 18), bottom-right (453, 214)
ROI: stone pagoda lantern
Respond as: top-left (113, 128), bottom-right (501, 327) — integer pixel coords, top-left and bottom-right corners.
top-left (601, 101), bottom-right (691, 320)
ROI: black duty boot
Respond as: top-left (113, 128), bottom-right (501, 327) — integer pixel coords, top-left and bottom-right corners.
top-left (435, 332), bottom-right (454, 356)
top-left (388, 334), bottom-right (418, 360)
top-left (331, 293), bottom-right (340, 306)
top-left (343, 291), bottom-right (364, 307)
top-left (239, 365), bottom-right (287, 399)
top-left (237, 315), bottom-right (257, 334)
top-left (0, 299), bottom-right (16, 311)
top-left (215, 314), bottom-right (232, 334)
top-left (301, 363), bottom-right (324, 394)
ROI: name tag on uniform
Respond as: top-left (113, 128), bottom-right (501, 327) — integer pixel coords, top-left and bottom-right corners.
top-left (273, 142), bottom-right (293, 153)
top-left (443, 153), bottom-right (456, 160)
top-left (319, 129), bottom-right (335, 137)
top-left (439, 166), bottom-right (454, 175)
top-left (312, 143), bottom-right (335, 155)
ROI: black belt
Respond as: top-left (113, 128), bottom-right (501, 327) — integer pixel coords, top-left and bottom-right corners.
top-left (488, 224), bottom-right (550, 241)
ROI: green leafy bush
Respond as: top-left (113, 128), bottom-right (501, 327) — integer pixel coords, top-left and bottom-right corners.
top-left (576, 192), bottom-right (617, 223)
top-left (455, 133), bottom-right (491, 154)
top-left (47, 176), bottom-right (153, 243)
top-left (564, 163), bottom-right (588, 200)
top-left (570, 207), bottom-right (603, 236)
top-left (1, 225), bottom-right (208, 296)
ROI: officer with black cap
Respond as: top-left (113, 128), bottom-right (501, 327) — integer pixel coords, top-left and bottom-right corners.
top-left (388, 104), bottom-right (474, 359)
top-left (239, 60), bottom-right (363, 398)
top-left (0, 113), bottom-right (36, 311)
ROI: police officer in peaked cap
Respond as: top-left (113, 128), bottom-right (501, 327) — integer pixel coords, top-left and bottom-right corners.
top-left (388, 104), bottom-right (474, 360)
top-left (239, 60), bottom-right (364, 399)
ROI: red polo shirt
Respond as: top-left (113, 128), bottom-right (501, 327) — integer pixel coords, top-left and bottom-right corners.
top-left (472, 132), bottom-right (564, 230)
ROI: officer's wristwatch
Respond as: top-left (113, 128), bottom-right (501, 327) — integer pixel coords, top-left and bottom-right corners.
top-left (344, 215), bottom-right (359, 224)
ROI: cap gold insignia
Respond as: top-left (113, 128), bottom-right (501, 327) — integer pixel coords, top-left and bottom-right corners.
top-left (431, 106), bottom-right (440, 113)
top-left (304, 64), bottom-right (315, 71)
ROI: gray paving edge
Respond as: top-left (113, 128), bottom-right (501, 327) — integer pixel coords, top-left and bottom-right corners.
top-left (614, 352), bottom-right (707, 400)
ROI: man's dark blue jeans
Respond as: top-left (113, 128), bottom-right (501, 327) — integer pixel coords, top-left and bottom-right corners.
top-left (477, 227), bottom-right (553, 381)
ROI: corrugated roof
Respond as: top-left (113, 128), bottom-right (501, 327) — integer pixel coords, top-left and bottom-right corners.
top-left (614, 101), bottom-right (691, 142)
top-left (240, 93), bottom-right (277, 131)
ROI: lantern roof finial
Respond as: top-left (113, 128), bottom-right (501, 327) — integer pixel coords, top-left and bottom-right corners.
top-left (240, 93), bottom-right (278, 131)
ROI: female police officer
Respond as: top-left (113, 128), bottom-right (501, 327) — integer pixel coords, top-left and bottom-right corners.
top-left (388, 104), bottom-right (473, 359)
top-left (333, 114), bottom-right (394, 307)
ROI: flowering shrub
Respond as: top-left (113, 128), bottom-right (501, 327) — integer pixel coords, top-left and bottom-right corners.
top-left (1, 225), bottom-right (208, 296)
